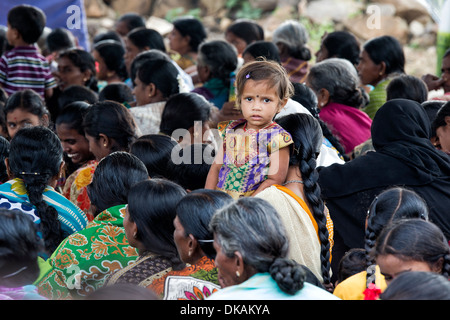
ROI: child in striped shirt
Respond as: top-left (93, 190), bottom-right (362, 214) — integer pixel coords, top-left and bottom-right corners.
top-left (0, 5), bottom-right (56, 100)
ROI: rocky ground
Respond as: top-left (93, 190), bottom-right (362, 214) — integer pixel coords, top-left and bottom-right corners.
top-left (83, 0), bottom-right (442, 77)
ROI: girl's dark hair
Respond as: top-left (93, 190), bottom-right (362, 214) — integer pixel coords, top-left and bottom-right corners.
top-left (7, 5), bottom-right (46, 44)
top-left (172, 16), bottom-right (207, 52)
top-left (0, 136), bottom-right (9, 183)
top-left (291, 82), bottom-right (347, 160)
top-left (8, 126), bottom-right (64, 254)
top-left (127, 179), bottom-right (187, 270)
top-left (58, 48), bottom-right (98, 92)
top-left (136, 59), bottom-right (180, 99)
top-left (93, 40), bottom-right (128, 81)
top-left (363, 35), bottom-right (405, 75)
top-left (57, 85), bottom-right (98, 112)
top-left (92, 31), bottom-right (122, 44)
top-left (175, 189), bottom-right (233, 259)
top-left (321, 31), bottom-right (361, 66)
top-left (0, 209), bottom-right (44, 287)
top-left (127, 27), bottom-right (166, 52)
top-left (130, 134), bottom-right (177, 179)
top-left (86, 151), bottom-right (148, 215)
top-left (129, 50), bottom-right (171, 87)
top-left (4, 89), bottom-right (50, 122)
top-left (364, 187), bottom-right (429, 287)
top-left (98, 83), bottom-right (134, 103)
top-left (431, 101), bottom-right (450, 136)
top-left (82, 100), bottom-right (137, 153)
top-left (242, 41), bottom-right (280, 63)
top-left (386, 74), bottom-right (428, 103)
top-left (197, 40), bottom-right (238, 86)
top-left (276, 113), bottom-right (332, 286)
top-left (374, 219), bottom-right (450, 279)
top-left (159, 92), bottom-right (211, 136)
top-left (55, 101), bottom-right (91, 135)
top-left (226, 19), bottom-right (264, 46)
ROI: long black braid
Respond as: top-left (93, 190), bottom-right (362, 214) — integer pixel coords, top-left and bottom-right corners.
top-left (277, 113), bottom-right (332, 286)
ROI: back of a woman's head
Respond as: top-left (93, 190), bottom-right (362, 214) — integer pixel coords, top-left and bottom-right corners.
top-left (243, 41), bottom-right (280, 63)
top-left (130, 134), bottom-right (177, 179)
top-left (127, 179), bottom-right (187, 268)
top-left (46, 27), bottom-right (76, 53)
top-left (198, 40), bottom-right (238, 81)
top-left (176, 189), bottom-right (233, 259)
top-left (172, 16), bottom-right (207, 52)
top-left (87, 151), bottom-right (148, 215)
top-left (83, 100), bottom-right (137, 152)
top-left (129, 50), bottom-right (171, 86)
top-left (322, 31), bottom-right (361, 66)
top-left (4, 89), bottom-right (49, 119)
top-left (272, 20), bottom-right (311, 61)
top-left (94, 40), bottom-right (128, 80)
top-left (56, 101), bottom-right (91, 135)
top-left (386, 74), bottom-right (428, 103)
top-left (160, 92), bottom-right (211, 135)
top-left (363, 35), bottom-right (405, 75)
top-left (307, 58), bottom-right (363, 108)
top-left (136, 58), bottom-right (180, 99)
top-left (127, 27), bottom-right (166, 52)
top-left (0, 209), bottom-right (43, 286)
top-left (374, 219), bottom-right (450, 278)
top-left (226, 19), bottom-right (264, 45)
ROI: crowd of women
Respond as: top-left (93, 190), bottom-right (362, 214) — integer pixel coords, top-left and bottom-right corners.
top-left (0, 5), bottom-right (449, 301)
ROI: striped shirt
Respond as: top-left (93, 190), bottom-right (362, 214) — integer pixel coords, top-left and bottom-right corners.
top-left (0, 46), bottom-right (56, 99)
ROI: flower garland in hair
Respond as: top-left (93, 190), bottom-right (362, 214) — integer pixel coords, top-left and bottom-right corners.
top-left (363, 283), bottom-right (381, 300)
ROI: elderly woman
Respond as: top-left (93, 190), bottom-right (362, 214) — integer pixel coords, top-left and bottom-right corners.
top-left (207, 197), bottom-right (339, 300)
top-left (306, 58), bottom-right (372, 155)
top-left (272, 20), bottom-right (311, 83)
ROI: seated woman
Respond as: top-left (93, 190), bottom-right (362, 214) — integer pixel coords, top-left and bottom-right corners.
top-left (0, 126), bottom-right (87, 257)
top-left (272, 20), bottom-right (311, 83)
top-left (166, 189), bottom-right (233, 300)
top-left (103, 179), bottom-right (187, 297)
top-left (315, 31), bottom-right (361, 68)
top-left (306, 58), bottom-right (372, 155)
top-left (0, 209), bottom-right (47, 300)
top-left (225, 19), bottom-right (264, 58)
top-left (192, 40), bottom-right (238, 110)
top-left (130, 58), bottom-right (180, 135)
top-left (207, 197), bottom-right (339, 300)
top-left (36, 152), bottom-right (149, 300)
top-left (357, 35), bottom-right (405, 119)
top-left (256, 113), bottom-right (334, 291)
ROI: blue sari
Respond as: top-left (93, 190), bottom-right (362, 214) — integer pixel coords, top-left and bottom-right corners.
top-left (0, 178), bottom-right (88, 238)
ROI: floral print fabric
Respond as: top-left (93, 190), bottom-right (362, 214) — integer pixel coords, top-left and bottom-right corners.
top-left (36, 204), bottom-right (138, 300)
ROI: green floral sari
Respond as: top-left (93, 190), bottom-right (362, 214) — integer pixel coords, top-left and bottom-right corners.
top-left (35, 204), bottom-right (138, 300)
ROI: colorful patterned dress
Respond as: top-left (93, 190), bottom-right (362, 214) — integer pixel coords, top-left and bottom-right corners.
top-left (216, 119), bottom-right (293, 199)
top-left (35, 204), bottom-right (138, 300)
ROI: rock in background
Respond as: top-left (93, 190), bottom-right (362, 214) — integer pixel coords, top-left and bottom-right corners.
top-left (83, 0), bottom-right (439, 77)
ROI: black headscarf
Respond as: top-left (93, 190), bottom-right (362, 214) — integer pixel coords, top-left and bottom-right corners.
top-left (318, 99), bottom-right (450, 271)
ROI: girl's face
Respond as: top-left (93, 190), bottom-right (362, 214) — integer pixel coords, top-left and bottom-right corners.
top-left (56, 56), bottom-right (90, 91)
top-left (168, 28), bottom-right (189, 54)
top-left (239, 79), bottom-right (286, 131)
top-left (92, 49), bottom-right (108, 81)
top-left (435, 118), bottom-right (450, 155)
top-left (225, 32), bottom-right (247, 56)
top-left (124, 37), bottom-right (141, 73)
top-left (213, 235), bottom-right (239, 288)
top-left (85, 133), bottom-right (110, 161)
top-left (132, 76), bottom-right (151, 106)
top-left (56, 123), bottom-right (93, 165)
top-left (6, 108), bottom-right (46, 139)
top-left (173, 215), bottom-right (191, 264)
top-left (377, 254), bottom-right (437, 285)
top-left (357, 49), bottom-right (384, 86)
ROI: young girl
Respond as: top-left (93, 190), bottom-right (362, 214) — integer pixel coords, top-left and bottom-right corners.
top-left (205, 60), bottom-right (293, 199)
top-left (4, 89), bottom-right (51, 139)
